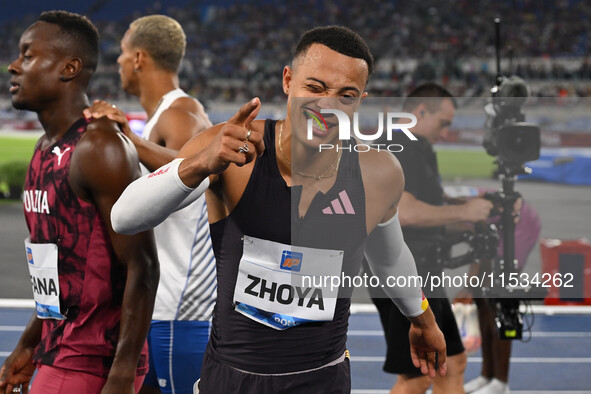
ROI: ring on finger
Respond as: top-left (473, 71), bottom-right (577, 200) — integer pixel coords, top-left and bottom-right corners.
top-left (238, 141), bottom-right (249, 153)
top-left (245, 129), bottom-right (252, 142)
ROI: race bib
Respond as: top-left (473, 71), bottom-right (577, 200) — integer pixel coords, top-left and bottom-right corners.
top-left (24, 237), bottom-right (65, 320)
top-left (233, 236), bottom-right (343, 330)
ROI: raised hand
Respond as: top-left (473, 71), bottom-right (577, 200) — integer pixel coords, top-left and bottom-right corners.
top-left (209, 97), bottom-right (263, 167)
top-left (83, 100), bottom-right (133, 138)
top-left (177, 98), bottom-right (263, 187)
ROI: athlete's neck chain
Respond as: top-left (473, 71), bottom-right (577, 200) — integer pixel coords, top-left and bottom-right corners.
top-left (277, 120), bottom-right (342, 181)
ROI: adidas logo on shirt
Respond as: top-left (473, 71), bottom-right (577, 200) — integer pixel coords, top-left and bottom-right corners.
top-left (322, 190), bottom-right (355, 215)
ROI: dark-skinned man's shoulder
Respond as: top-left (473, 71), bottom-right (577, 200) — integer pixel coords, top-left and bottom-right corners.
top-left (79, 116), bottom-right (137, 157)
top-left (70, 116), bottom-right (140, 199)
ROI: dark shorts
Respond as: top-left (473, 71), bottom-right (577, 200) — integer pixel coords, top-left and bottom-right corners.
top-left (373, 297), bottom-right (464, 376)
top-left (198, 348), bottom-right (351, 394)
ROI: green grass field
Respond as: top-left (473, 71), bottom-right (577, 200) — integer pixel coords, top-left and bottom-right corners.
top-left (0, 136), bottom-right (37, 165)
top-left (0, 136), bottom-right (38, 196)
top-left (0, 135), bottom-right (496, 179)
top-left (437, 149), bottom-right (496, 180)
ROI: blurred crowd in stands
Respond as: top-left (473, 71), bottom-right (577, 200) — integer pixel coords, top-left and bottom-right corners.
top-left (2, 0), bottom-right (591, 107)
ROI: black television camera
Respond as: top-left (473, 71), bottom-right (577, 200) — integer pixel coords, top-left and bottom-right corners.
top-left (483, 16), bottom-right (541, 175)
top-left (483, 75), bottom-right (541, 172)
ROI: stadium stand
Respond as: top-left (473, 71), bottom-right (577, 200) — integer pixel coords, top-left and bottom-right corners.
top-left (2, 0), bottom-right (591, 105)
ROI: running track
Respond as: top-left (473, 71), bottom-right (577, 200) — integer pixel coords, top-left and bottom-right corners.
top-left (1, 303), bottom-right (590, 393)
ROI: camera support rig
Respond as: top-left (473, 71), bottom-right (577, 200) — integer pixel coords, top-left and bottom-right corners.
top-left (481, 18), bottom-right (544, 340)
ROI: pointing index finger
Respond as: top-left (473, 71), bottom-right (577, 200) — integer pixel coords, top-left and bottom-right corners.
top-left (228, 98), bottom-right (261, 127)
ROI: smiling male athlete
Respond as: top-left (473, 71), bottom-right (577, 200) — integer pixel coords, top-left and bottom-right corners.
top-left (91, 25), bottom-right (447, 394)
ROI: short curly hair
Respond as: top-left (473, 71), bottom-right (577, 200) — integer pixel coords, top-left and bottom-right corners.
top-left (294, 25), bottom-right (374, 77)
top-left (39, 10), bottom-right (99, 73)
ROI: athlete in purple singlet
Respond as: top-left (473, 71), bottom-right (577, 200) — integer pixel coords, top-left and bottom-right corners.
top-left (0, 11), bottom-right (159, 394)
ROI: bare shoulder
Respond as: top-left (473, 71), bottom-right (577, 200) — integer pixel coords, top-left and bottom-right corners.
top-left (358, 147), bottom-right (404, 190)
top-left (359, 147), bottom-right (405, 227)
top-left (169, 96), bottom-right (203, 114)
top-left (159, 96), bottom-right (212, 136)
top-left (78, 117), bottom-right (134, 157)
top-left (71, 117), bottom-right (139, 199)
top-left (169, 96), bottom-right (209, 122)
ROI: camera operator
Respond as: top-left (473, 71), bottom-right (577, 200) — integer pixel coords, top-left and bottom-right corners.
top-left (368, 83), bottom-right (494, 394)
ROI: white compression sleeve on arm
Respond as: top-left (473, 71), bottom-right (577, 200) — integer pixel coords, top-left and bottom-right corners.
top-left (364, 213), bottom-right (428, 317)
top-left (111, 158), bottom-right (209, 235)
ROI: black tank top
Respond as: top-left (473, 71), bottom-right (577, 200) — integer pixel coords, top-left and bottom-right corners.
top-left (209, 119), bottom-right (367, 374)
